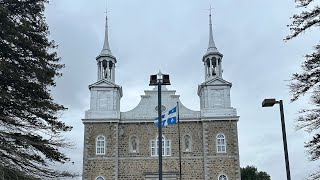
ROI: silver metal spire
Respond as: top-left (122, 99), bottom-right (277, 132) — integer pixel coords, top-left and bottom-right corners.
top-left (100, 4), bottom-right (113, 56)
top-left (206, 9), bottom-right (220, 54)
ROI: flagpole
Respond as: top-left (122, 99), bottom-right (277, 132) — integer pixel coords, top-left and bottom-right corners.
top-left (158, 81), bottom-right (163, 180)
top-left (177, 102), bottom-right (182, 180)
top-left (149, 72), bottom-right (170, 180)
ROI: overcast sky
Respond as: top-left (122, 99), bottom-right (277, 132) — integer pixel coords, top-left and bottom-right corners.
top-left (45, 0), bottom-right (318, 179)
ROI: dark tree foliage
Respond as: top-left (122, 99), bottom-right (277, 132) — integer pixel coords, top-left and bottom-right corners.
top-left (0, 0), bottom-right (74, 179)
top-left (285, 0), bottom-right (320, 179)
top-left (241, 166), bottom-right (271, 180)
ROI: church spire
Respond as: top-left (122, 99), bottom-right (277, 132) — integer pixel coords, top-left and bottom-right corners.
top-left (96, 4), bottom-right (117, 82)
top-left (206, 11), bottom-right (220, 54)
top-left (100, 8), bottom-right (113, 56)
top-left (202, 8), bottom-right (223, 80)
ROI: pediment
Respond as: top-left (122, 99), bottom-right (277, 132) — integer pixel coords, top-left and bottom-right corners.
top-left (202, 76), bottom-right (232, 86)
top-left (121, 88), bottom-right (200, 120)
top-left (89, 79), bottom-right (119, 88)
top-left (197, 77), bottom-right (232, 95)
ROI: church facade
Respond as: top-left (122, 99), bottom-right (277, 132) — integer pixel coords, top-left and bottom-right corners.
top-left (82, 12), bottom-right (241, 180)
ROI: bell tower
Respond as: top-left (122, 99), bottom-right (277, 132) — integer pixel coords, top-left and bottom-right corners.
top-left (198, 12), bottom-right (237, 117)
top-left (203, 12), bottom-right (223, 79)
top-left (96, 14), bottom-right (116, 82)
top-left (85, 12), bottom-right (122, 120)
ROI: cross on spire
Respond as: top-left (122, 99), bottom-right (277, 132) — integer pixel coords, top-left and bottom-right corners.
top-left (206, 5), bottom-right (213, 16)
top-left (104, 1), bottom-right (110, 16)
top-left (100, 0), bottom-right (113, 56)
top-left (205, 4), bottom-right (220, 55)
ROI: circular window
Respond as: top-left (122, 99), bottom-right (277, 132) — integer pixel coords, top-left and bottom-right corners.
top-left (154, 105), bottom-right (166, 113)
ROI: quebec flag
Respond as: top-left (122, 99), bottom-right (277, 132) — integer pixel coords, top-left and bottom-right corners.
top-left (154, 106), bottom-right (177, 127)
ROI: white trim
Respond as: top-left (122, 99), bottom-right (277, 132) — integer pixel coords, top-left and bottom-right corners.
top-left (216, 133), bottom-right (226, 153)
top-left (217, 174), bottom-right (228, 180)
top-left (150, 135), bottom-right (171, 157)
top-left (165, 139), bottom-right (171, 156)
top-left (82, 119), bottom-right (120, 123)
top-left (151, 140), bottom-right (156, 156)
top-left (95, 176), bottom-right (105, 180)
top-left (82, 117), bottom-right (239, 124)
top-left (96, 135), bottom-right (106, 155)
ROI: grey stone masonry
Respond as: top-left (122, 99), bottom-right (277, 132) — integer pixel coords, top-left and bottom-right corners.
top-left (202, 122), bottom-right (209, 180)
top-left (82, 120), bottom-right (240, 180)
top-left (113, 123), bottom-right (119, 180)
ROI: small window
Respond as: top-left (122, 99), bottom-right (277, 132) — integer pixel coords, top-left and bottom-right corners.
top-left (151, 140), bottom-right (156, 156)
top-left (218, 174), bottom-right (228, 180)
top-left (96, 176), bottom-right (105, 180)
top-left (216, 133), bottom-right (226, 153)
top-left (96, 135), bottom-right (105, 155)
top-left (184, 135), bottom-right (192, 152)
top-left (165, 140), bottom-right (171, 156)
top-left (129, 136), bottom-right (139, 153)
top-left (151, 136), bottom-right (171, 157)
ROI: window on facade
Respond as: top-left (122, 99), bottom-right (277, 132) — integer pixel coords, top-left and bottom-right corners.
top-left (218, 174), bottom-right (228, 180)
top-left (95, 176), bottom-right (105, 180)
top-left (216, 133), bottom-right (226, 153)
top-left (96, 135), bottom-right (105, 155)
top-left (184, 135), bottom-right (192, 152)
top-left (151, 136), bottom-right (171, 156)
top-left (130, 136), bottom-right (138, 153)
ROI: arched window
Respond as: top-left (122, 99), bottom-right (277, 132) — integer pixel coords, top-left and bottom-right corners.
top-left (96, 135), bottom-right (105, 155)
top-left (216, 133), bottom-right (226, 153)
top-left (151, 136), bottom-right (171, 156)
top-left (218, 174), bottom-right (228, 180)
top-left (184, 135), bottom-right (192, 152)
top-left (96, 176), bottom-right (105, 180)
top-left (129, 136), bottom-right (139, 153)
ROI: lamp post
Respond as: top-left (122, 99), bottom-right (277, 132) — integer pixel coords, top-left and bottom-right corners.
top-left (262, 99), bottom-right (291, 180)
top-left (149, 71), bottom-right (170, 180)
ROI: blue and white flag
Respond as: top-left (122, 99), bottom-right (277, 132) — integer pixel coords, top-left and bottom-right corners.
top-left (154, 106), bottom-right (177, 127)
top-left (154, 114), bottom-right (165, 127)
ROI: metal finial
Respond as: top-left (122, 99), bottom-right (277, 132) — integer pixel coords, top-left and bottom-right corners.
top-left (157, 70), bottom-right (163, 79)
top-left (104, 0), bottom-right (108, 18)
top-left (206, 5), bottom-right (213, 17)
top-left (100, 0), bottom-right (113, 56)
top-left (205, 3), bottom-right (220, 54)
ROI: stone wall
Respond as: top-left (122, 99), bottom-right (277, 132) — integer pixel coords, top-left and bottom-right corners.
top-left (82, 120), bottom-right (240, 180)
top-left (83, 122), bottom-right (118, 180)
top-left (205, 121), bottom-right (241, 180)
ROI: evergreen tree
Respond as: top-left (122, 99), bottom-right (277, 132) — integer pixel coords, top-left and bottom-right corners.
top-left (0, 0), bottom-right (74, 179)
top-left (241, 166), bottom-right (271, 180)
top-left (285, 0), bottom-right (320, 179)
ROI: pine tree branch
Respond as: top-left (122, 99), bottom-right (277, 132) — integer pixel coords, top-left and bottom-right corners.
top-left (285, 4), bottom-right (320, 40)
top-left (295, 0), bottom-right (313, 7)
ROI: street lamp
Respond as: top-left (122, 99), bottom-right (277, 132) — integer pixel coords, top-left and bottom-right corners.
top-left (149, 71), bottom-right (170, 180)
top-left (262, 98), bottom-right (291, 180)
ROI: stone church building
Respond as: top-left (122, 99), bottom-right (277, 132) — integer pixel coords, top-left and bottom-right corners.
top-left (82, 12), bottom-right (241, 180)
